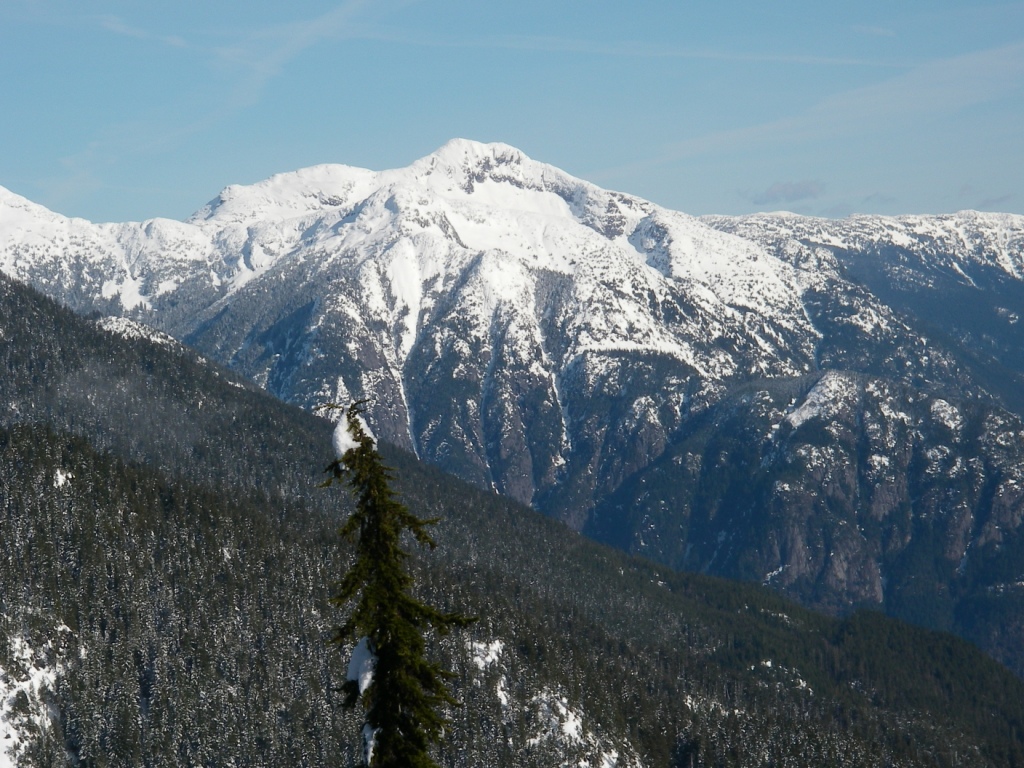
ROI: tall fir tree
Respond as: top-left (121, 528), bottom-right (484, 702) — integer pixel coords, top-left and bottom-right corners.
top-left (324, 402), bottom-right (473, 768)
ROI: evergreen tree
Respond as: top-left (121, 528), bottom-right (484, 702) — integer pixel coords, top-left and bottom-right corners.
top-left (324, 402), bottom-right (474, 768)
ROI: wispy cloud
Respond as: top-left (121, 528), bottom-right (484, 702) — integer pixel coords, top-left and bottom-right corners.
top-left (91, 1), bottom-right (375, 111)
top-left (852, 24), bottom-right (897, 38)
top-left (98, 15), bottom-right (187, 48)
top-left (482, 35), bottom-right (895, 67)
top-left (44, 1), bottom-right (377, 216)
top-left (861, 192), bottom-right (897, 207)
top-left (977, 193), bottom-right (1015, 210)
top-left (212, 0), bottom-right (372, 107)
top-left (344, 27), bottom-right (902, 68)
top-left (594, 40), bottom-right (1024, 179)
top-left (746, 180), bottom-right (825, 206)
top-left (820, 201), bottom-right (855, 218)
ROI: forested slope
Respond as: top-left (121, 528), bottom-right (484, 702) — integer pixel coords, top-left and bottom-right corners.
top-left (2, 275), bottom-right (1024, 767)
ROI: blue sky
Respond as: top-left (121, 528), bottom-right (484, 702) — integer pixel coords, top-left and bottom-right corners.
top-left (1, 1), bottom-right (1021, 222)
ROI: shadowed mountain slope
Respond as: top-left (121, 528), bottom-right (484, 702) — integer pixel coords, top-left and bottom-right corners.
top-left (2, 274), bottom-right (1024, 766)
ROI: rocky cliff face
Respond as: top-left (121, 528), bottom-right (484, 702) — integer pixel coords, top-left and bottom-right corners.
top-left (590, 371), bottom-right (1024, 623)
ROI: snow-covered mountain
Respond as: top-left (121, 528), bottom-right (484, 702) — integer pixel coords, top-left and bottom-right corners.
top-left (4, 141), bottom-right (1024, 638)
top-left (0, 140), bottom-right (831, 513)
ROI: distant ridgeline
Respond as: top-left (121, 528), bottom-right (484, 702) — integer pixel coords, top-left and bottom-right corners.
top-left (2, 256), bottom-right (1024, 764)
top-left (2, 143), bottom-right (1024, 714)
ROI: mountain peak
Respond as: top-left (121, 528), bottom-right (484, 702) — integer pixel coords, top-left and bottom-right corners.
top-left (186, 141), bottom-right (543, 228)
top-left (406, 139), bottom-right (574, 198)
top-left (188, 163), bottom-right (379, 226)
top-left (0, 184), bottom-right (67, 229)
top-left (424, 138), bottom-right (529, 170)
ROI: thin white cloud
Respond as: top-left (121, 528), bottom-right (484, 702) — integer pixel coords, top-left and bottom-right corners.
top-left (93, 2), bottom-right (375, 109)
top-left (213, 0), bottom-right (372, 108)
top-left (98, 15), bottom-right (188, 48)
top-left (44, 1), bottom-right (378, 215)
top-left (977, 193), bottom-right (1015, 210)
top-left (746, 180), bottom-right (825, 206)
top-left (596, 40), bottom-right (1024, 178)
top-left (342, 27), bottom-right (902, 68)
top-left (861, 192), bottom-right (897, 207)
top-left (852, 24), bottom-right (897, 38)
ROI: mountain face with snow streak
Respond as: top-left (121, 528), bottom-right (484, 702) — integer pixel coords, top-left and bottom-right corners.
top-left (4, 141), bottom-right (1024, 658)
top-left (704, 211), bottom-right (1024, 414)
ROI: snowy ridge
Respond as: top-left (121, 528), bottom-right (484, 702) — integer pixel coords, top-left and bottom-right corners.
top-left (0, 141), bottom-right (817, 375)
top-left (0, 184), bottom-right (214, 311)
top-left (96, 316), bottom-right (180, 349)
top-left (704, 210), bottom-right (1024, 284)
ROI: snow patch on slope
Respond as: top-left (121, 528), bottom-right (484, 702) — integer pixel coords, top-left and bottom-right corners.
top-left (0, 630), bottom-right (65, 768)
top-left (467, 637), bottom-right (510, 708)
top-left (930, 398), bottom-right (964, 435)
top-left (528, 688), bottom-right (645, 768)
top-left (97, 316), bottom-right (178, 348)
top-left (786, 372), bottom-right (859, 429)
top-left (468, 639), bottom-right (504, 670)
